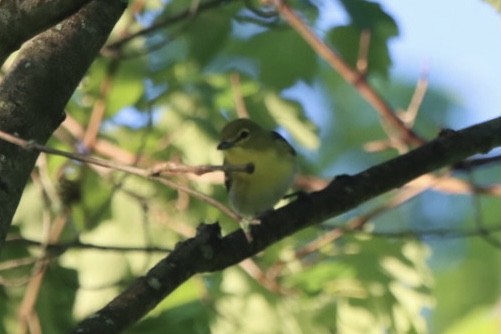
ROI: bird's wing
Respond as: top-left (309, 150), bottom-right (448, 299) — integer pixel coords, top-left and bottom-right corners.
top-left (271, 131), bottom-right (296, 156)
top-left (223, 158), bottom-right (232, 192)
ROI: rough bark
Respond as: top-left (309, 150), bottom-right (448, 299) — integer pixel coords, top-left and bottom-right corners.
top-left (72, 117), bottom-right (501, 333)
top-left (0, 0), bottom-right (125, 251)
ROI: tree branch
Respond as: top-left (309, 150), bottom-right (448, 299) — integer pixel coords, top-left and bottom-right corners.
top-left (72, 116), bottom-right (501, 333)
top-left (0, 128), bottom-right (249, 222)
top-left (5, 237), bottom-right (172, 254)
top-left (0, 0), bottom-right (93, 64)
top-left (272, 0), bottom-right (424, 147)
top-left (104, 0), bottom-right (237, 55)
top-left (0, 0), bottom-right (125, 250)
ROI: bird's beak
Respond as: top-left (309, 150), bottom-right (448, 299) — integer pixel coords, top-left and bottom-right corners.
top-left (217, 141), bottom-right (233, 150)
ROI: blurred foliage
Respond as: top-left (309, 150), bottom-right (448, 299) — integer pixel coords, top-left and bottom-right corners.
top-left (328, 0), bottom-right (398, 78)
top-left (483, 0), bottom-right (501, 11)
top-left (1, 0), bottom-right (500, 333)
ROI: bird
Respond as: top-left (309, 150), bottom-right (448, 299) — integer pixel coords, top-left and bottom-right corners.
top-left (217, 118), bottom-right (297, 239)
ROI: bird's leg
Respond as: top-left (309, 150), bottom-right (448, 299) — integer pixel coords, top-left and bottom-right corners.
top-left (239, 216), bottom-right (261, 242)
top-left (282, 190), bottom-right (309, 200)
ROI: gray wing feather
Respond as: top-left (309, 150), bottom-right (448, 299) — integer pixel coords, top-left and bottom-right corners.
top-left (271, 131), bottom-right (296, 156)
top-left (223, 159), bottom-right (232, 192)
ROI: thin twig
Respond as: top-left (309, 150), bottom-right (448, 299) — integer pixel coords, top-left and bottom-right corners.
top-left (82, 61), bottom-right (119, 150)
top-left (5, 237), bottom-right (173, 254)
top-left (272, 0), bottom-right (424, 147)
top-left (18, 210), bottom-right (69, 333)
top-left (0, 130), bottom-right (147, 175)
top-left (356, 225), bottom-right (501, 240)
top-left (295, 180), bottom-right (428, 260)
top-left (60, 115), bottom-right (141, 165)
top-left (401, 67), bottom-right (429, 127)
top-left (156, 178), bottom-right (240, 221)
top-left (356, 29), bottom-right (371, 74)
top-left (230, 72), bottom-right (250, 118)
top-left (465, 163), bottom-right (501, 248)
top-left (105, 0), bottom-right (234, 52)
top-left (0, 130), bottom-right (241, 221)
top-left (269, 176), bottom-right (501, 279)
top-left (295, 173), bottom-right (501, 196)
top-left (149, 161), bottom-right (252, 176)
top-left (453, 155), bottom-right (501, 171)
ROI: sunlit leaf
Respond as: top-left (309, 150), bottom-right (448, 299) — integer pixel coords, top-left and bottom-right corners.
top-left (37, 266), bottom-right (78, 333)
top-left (228, 28), bottom-right (317, 89)
top-left (1, 1), bottom-right (498, 333)
top-left (106, 59), bottom-right (146, 117)
top-left (264, 92), bottom-right (320, 150)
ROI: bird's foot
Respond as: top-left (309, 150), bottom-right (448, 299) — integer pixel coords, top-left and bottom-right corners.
top-left (240, 216), bottom-right (261, 242)
top-left (283, 190), bottom-right (309, 201)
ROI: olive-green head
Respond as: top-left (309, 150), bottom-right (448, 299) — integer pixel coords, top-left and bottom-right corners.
top-left (217, 119), bottom-right (268, 151)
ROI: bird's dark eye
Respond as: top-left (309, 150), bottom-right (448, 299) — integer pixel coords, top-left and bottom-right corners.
top-left (238, 129), bottom-right (250, 140)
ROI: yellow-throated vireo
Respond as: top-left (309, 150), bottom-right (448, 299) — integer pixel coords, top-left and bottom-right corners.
top-left (217, 119), bottom-right (297, 238)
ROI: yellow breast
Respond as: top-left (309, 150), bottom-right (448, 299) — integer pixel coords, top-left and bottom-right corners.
top-left (223, 146), bottom-right (296, 216)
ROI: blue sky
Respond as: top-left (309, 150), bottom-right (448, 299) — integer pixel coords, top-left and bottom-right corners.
top-left (379, 0), bottom-right (500, 127)
top-left (116, 1), bottom-right (500, 132)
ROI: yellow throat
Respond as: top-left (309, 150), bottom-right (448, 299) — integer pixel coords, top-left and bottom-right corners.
top-left (217, 119), bottom-right (297, 217)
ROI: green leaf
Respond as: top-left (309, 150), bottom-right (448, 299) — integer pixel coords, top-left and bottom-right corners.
top-left (228, 28), bottom-right (317, 89)
top-left (264, 93), bottom-right (320, 150)
top-left (12, 183), bottom-right (45, 239)
top-left (182, 4), bottom-right (239, 67)
top-left (433, 236), bottom-right (501, 332)
top-left (72, 168), bottom-right (114, 230)
top-left (328, 0), bottom-right (399, 77)
top-left (482, 0), bottom-right (501, 12)
top-left (285, 261), bottom-right (356, 295)
top-left (131, 300), bottom-right (211, 334)
top-left (38, 265), bottom-right (78, 333)
top-left (444, 305), bottom-right (501, 334)
top-left (106, 60), bottom-right (146, 117)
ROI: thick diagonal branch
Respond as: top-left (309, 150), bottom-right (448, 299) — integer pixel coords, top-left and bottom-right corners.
top-left (0, 0), bottom-right (125, 250)
top-left (0, 0), bottom-right (94, 64)
top-left (72, 116), bottom-right (501, 333)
